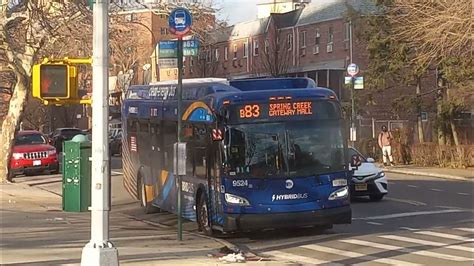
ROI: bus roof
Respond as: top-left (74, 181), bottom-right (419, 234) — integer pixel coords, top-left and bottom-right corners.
top-left (229, 77), bottom-right (315, 91)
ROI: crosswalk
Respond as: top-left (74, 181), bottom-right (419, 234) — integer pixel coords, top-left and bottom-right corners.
top-left (262, 226), bottom-right (474, 265)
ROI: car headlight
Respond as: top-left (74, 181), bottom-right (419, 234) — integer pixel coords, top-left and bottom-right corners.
top-left (12, 153), bottom-right (23, 160)
top-left (376, 171), bottom-right (385, 178)
top-left (48, 149), bottom-right (56, 156)
top-left (225, 193), bottom-right (250, 206)
top-left (328, 186), bottom-right (349, 200)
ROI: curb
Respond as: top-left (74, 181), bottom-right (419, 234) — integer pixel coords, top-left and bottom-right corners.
top-left (383, 168), bottom-right (473, 181)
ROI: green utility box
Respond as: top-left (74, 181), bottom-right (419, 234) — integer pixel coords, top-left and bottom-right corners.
top-left (62, 137), bottom-right (91, 212)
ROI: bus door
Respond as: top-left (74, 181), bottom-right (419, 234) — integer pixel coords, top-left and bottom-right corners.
top-left (208, 142), bottom-right (223, 226)
top-left (150, 123), bottom-right (164, 200)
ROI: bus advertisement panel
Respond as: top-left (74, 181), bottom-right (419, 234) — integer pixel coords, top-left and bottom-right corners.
top-left (122, 78), bottom-right (352, 236)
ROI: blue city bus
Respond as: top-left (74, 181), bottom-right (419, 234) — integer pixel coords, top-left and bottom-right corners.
top-left (122, 78), bottom-right (353, 235)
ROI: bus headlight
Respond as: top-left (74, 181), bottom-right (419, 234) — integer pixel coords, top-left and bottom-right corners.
top-left (225, 193), bottom-right (250, 206)
top-left (328, 186), bottom-right (349, 200)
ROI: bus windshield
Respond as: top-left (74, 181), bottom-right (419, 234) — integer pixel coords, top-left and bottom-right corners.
top-left (224, 121), bottom-right (345, 178)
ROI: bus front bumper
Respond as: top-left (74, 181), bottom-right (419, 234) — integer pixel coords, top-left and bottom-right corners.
top-left (223, 205), bottom-right (351, 232)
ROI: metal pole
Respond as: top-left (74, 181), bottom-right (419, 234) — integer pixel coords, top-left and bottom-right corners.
top-left (81, 0), bottom-right (119, 264)
top-left (177, 37), bottom-right (183, 241)
top-left (351, 76), bottom-right (356, 145)
top-left (349, 20), bottom-right (353, 64)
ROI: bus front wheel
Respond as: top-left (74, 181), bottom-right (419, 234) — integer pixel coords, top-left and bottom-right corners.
top-left (197, 193), bottom-right (213, 236)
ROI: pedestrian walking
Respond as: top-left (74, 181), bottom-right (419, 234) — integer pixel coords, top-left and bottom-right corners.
top-left (378, 125), bottom-right (394, 166)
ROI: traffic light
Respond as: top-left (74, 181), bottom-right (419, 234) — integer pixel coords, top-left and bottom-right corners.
top-left (32, 63), bottom-right (78, 103)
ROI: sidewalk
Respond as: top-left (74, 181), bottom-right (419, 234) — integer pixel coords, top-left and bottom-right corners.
top-left (0, 182), bottom-right (286, 265)
top-left (380, 165), bottom-right (474, 181)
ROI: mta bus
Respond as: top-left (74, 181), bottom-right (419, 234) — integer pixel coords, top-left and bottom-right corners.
top-left (122, 78), bottom-right (353, 235)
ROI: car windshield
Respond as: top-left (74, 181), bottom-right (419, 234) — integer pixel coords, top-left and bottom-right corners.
top-left (61, 129), bottom-right (84, 139)
top-left (15, 134), bottom-right (47, 145)
top-left (224, 121), bottom-right (345, 178)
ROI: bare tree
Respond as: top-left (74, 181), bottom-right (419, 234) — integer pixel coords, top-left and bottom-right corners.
top-left (257, 24), bottom-right (292, 77)
top-left (388, 0), bottom-right (473, 66)
top-left (0, 0), bottom-right (92, 182)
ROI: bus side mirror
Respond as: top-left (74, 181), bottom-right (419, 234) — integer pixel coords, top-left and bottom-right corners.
top-left (351, 154), bottom-right (362, 169)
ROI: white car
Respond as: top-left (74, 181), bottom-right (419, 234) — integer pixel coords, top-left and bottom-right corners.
top-left (349, 148), bottom-right (388, 201)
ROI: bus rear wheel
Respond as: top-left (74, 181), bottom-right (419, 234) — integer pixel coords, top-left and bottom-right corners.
top-left (197, 193), bottom-right (213, 236)
top-left (137, 175), bottom-right (159, 214)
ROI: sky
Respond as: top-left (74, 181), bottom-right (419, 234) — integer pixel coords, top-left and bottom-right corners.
top-left (214, 0), bottom-right (267, 25)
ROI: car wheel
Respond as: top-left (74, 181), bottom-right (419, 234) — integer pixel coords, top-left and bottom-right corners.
top-left (137, 175), bottom-right (160, 214)
top-left (197, 193), bottom-right (214, 236)
top-left (369, 194), bottom-right (384, 201)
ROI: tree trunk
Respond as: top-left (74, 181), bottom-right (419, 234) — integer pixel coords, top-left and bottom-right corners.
top-left (450, 120), bottom-right (460, 146)
top-left (0, 76), bottom-right (29, 182)
top-left (416, 78), bottom-right (425, 143)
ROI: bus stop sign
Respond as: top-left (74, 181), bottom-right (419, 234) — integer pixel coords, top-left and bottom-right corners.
top-left (169, 8), bottom-right (192, 37)
top-left (347, 63), bottom-right (359, 77)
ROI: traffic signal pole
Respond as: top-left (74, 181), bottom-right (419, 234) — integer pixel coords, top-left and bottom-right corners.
top-left (177, 36), bottom-right (183, 241)
top-left (80, 0), bottom-right (119, 264)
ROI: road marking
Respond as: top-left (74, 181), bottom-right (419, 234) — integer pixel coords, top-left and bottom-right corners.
top-left (302, 244), bottom-right (420, 266)
top-left (353, 209), bottom-right (464, 220)
top-left (342, 239), bottom-right (473, 262)
top-left (430, 188), bottom-right (443, 192)
top-left (408, 185), bottom-right (418, 188)
top-left (380, 235), bottom-right (474, 253)
top-left (367, 221), bottom-right (383, 226)
top-left (264, 250), bottom-right (331, 265)
top-left (415, 231), bottom-right (474, 241)
top-left (386, 197), bottom-right (426, 206)
top-left (456, 228), bottom-right (474, 233)
top-left (400, 227), bottom-right (418, 231)
top-left (457, 192), bottom-right (470, 196)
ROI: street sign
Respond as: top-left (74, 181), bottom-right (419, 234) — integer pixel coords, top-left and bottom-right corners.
top-left (344, 76), bottom-right (352, 85)
top-left (421, 112), bottom-right (428, 121)
top-left (347, 63), bottom-right (359, 77)
top-left (158, 40), bottom-right (199, 58)
top-left (169, 8), bottom-right (192, 37)
top-left (354, 77), bottom-right (364, 89)
top-left (158, 58), bottom-right (178, 69)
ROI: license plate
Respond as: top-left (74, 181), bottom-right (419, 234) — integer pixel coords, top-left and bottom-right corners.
top-left (355, 183), bottom-right (368, 191)
top-left (332, 179), bottom-right (348, 187)
top-left (33, 160), bottom-right (42, 166)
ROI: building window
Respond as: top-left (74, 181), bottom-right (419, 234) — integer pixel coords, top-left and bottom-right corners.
top-left (243, 42), bottom-right (248, 58)
top-left (233, 44), bottom-right (238, 59)
top-left (160, 28), bottom-right (168, 35)
top-left (328, 26), bottom-right (334, 44)
top-left (300, 31), bottom-right (306, 48)
top-left (253, 40), bottom-right (259, 56)
top-left (264, 39), bottom-right (269, 54)
top-left (206, 50), bottom-right (211, 62)
top-left (315, 28), bottom-right (320, 45)
top-left (287, 34), bottom-right (293, 50)
top-left (224, 46), bottom-right (228, 61)
top-left (190, 57), bottom-right (194, 67)
top-left (214, 48), bottom-right (219, 61)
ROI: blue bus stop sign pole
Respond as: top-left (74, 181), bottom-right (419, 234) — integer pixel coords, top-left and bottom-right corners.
top-left (169, 7), bottom-right (192, 242)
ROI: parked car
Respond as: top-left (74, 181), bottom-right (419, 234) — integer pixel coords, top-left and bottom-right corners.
top-left (109, 129), bottom-right (122, 156)
top-left (9, 130), bottom-right (59, 178)
top-left (49, 128), bottom-right (85, 153)
top-left (349, 147), bottom-right (388, 201)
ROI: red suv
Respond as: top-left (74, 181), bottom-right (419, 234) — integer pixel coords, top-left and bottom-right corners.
top-left (9, 130), bottom-right (59, 178)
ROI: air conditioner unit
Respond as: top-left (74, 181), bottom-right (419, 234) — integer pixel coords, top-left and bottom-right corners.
top-left (300, 48), bottom-right (306, 56)
top-left (233, 59), bottom-right (238, 68)
top-left (313, 45), bottom-right (319, 54)
top-left (327, 43), bottom-right (333, 53)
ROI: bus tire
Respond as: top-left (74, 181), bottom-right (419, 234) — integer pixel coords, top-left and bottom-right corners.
top-left (137, 175), bottom-right (160, 214)
top-left (197, 193), bottom-right (213, 236)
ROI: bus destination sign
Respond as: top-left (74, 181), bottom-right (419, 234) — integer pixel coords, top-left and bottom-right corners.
top-left (239, 101), bottom-right (313, 119)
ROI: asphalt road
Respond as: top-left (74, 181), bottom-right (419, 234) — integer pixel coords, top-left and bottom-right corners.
top-left (14, 162), bottom-right (474, 265)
